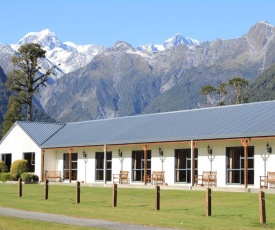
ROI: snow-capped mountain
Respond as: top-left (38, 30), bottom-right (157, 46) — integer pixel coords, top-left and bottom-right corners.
top-left (163, 33), bottom-right (199, 48)
top-left (16, 29), bottom-right (69, 50)
top-left (10, 29), bottom-right (106, 77)
top-left (7, 29), bottom-right (199, 78)
top-left (137, 33), bottom-right (199, 52)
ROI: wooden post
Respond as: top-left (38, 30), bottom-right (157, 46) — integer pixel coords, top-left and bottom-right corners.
top-left (44, 179), bottom-right (49, 200)
top-left (142, 145), bottom-right (149, 185)
top-left (241, 139), bottom-right (250, 188)
top-left (206, 188), bottom-right (211, 216)
top-left (189, 141), bottom-right (197, 186)
top-left (244, 145), bottom-right (248, 188)
top-left (41, 150), bottom-right (45, 182)
top-left (259, 190), bottom-right (266, 224)
top-left (155, 185), bottom-right (160, 210)
top-left (68, 148), bottom-right (73, 183)
top-left (18, 178), bottom-right (22, 197)
top-left (103, 145), bottom-right (109, 184)
top-left (76, 181), bottom-right (80, 204)
top-left (112, 183), bottom-right (117, 207)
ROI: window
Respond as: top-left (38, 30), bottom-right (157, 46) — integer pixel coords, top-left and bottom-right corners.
top-left (95, 152), bottom-right (112, 181)
top-left (63, 153), bottom-right (78, 180)
top-left (23, 152), bottom-right (35, 172)
top-left (226, 147), bottom-right (254, 185)
top-left (1, 153), bottom-right (12, 171)
top-left (175, 149), bottom-right (198, 183)
top-left (132, 150), bottom-right (151, 182)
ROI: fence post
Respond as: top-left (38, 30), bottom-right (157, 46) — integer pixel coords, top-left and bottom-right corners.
top-left (76, 181), bottom-right (80, 204)
top-left (112, 183), bottom-right (117, 207)
top-left (206, 188), bottom-right (211, 216)
top-left (259, 190), bottom-right (266, 224)
top-left (18, 178), bottom-right (22, 197)
top-left (44, 179), bottom-right (49, 200)
top-left (155, 185), bottom-right (160, 210)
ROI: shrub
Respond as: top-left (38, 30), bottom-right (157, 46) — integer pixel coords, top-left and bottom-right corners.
top-left (0, 160), bottom-right (8, 173)
top-left (21, 172), bottom-right (34, 182)
top-left (10, 160), bottom-right (28, 180)
top-left (9, 174), bottom-right (18, 181)
top-left (0, 173), bottom-right (11, 182)
top-left (32, 174), bottom-right (39, 182)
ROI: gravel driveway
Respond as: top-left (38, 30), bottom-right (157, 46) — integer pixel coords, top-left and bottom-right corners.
top-left (0, 207), bottom-right (178, 230)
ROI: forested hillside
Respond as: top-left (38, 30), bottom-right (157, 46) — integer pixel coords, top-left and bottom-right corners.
top-left (245, 63), bottom-right (275, 102)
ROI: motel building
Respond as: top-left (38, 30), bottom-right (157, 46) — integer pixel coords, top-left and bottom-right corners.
top-left (0, 100), bottom-right (275, 190)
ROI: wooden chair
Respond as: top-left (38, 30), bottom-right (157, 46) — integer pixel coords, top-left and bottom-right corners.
top-left (260, 172), bottom-right (275, 189)
top-left (151, 171), bottom-right (165, 185)
top-left (113, 171), bottom-right (129, 184)
top-left (195, 171), bottom-right (217, 187)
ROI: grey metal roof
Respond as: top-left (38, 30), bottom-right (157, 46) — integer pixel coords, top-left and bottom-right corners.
top-left (41, 100), bottom-right (275, 148)
top-left (17, 121), bottom-right (66, 146)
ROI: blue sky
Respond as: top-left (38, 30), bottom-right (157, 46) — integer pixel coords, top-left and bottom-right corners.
top-left (1, 0), bottom-right (275, 47)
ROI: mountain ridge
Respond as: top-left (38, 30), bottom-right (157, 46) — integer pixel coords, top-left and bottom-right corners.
top-left (5, 29), bottom-right (199, 77)
top-left (1, 21), bottom-right (275, 124)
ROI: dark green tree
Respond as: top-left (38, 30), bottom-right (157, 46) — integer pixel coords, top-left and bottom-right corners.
top-left (200, 85), bottom-right (216, 107)
top-left (6, 43), bottom-right (58, 121)
top-left (228, 76), bottom-right (249, 104)
top-left (1, 96), bottom-right (23, 136)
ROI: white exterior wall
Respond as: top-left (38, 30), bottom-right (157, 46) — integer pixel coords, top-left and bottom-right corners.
top-left (198, 139), bottom-right (275, 189)
top-left (252, 139), bottom-right (275, 188)
top-left (41, 139), bottom-right (274, 188)
top-left (0, 125), bottom-right (41, 178)
top-left (1, 125), bottom-right (274, 189)
top-left (44, 149), bottom-right (58, 171)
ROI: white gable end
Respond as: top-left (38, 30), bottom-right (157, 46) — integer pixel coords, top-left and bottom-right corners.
top-left (0, 124), bottom-right (41, 177)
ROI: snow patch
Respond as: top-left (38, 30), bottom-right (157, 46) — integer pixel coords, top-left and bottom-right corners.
top-left (138, 33), bottom-right (199, 52)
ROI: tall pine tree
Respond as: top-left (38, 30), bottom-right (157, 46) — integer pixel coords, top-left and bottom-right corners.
top-left (6, 43), bottom-right (59, 121)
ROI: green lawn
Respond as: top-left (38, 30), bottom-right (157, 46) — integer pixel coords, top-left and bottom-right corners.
top-left (0, 183), bottom-right (275, 229)
top-left (0, 216), bottom-right (103, 230)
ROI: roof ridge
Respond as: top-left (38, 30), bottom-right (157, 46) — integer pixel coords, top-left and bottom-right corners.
top-left (17, 121), bottom-right (65, 125)
top-left (66, 100), bottom-right (275, 125)
top-left (39, 123), bottom-right (67, 146)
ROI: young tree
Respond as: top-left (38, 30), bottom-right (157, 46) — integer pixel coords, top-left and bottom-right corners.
top-left (6, 43), bottom-right (58, 121)
top-left (1, 96), bottom-right (23, 136)
top-left (216, 82), bottom-right (227, 106)
top-left (200, 85), bottom-right (216, 107)
top-left (228, 76), bottom-right (249, 104)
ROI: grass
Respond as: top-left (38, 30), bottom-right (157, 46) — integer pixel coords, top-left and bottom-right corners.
top-left (0, 183), bottom-right (275, 229)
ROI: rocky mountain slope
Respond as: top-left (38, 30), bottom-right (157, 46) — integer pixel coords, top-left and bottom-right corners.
top-left (36, 21), bottom-right (275, 122)
top-left (1, 21), bottom-right (275, 123)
